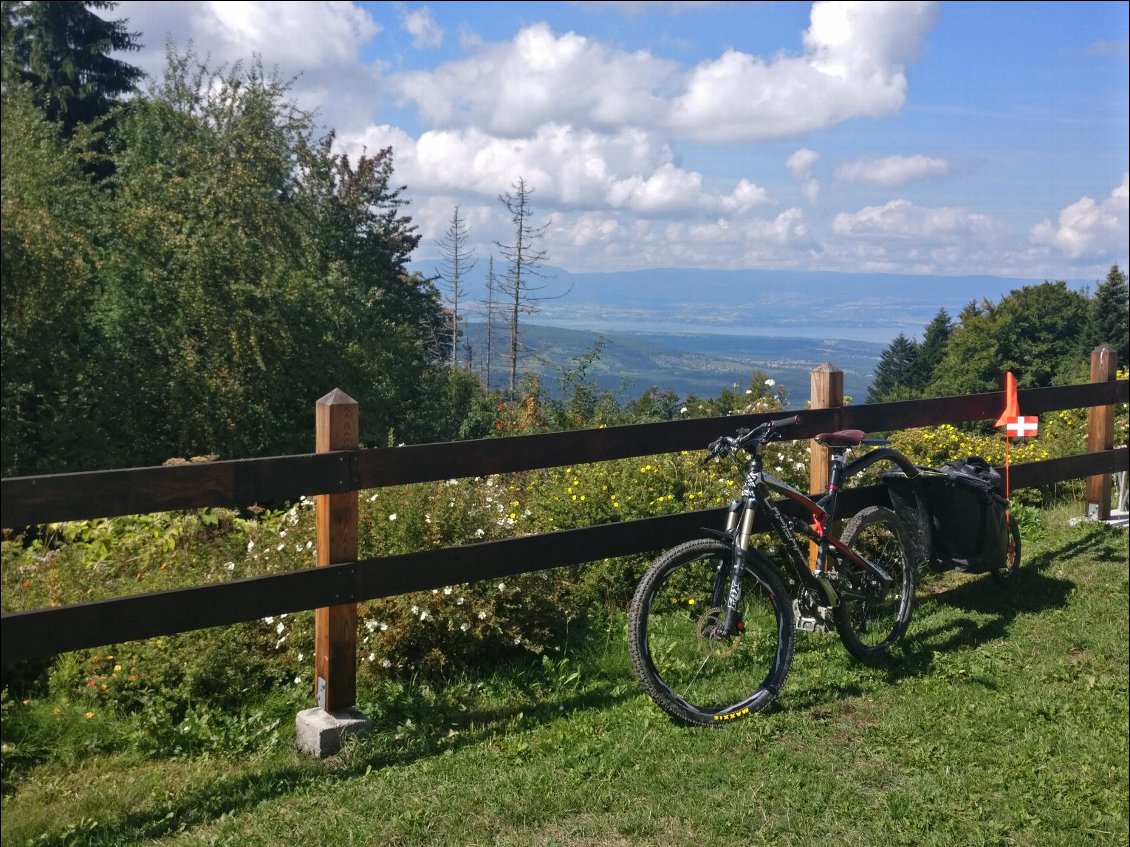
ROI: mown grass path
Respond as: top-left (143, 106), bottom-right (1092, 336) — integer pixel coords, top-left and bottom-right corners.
top-left (3, 506), bottom-right (1127, 847)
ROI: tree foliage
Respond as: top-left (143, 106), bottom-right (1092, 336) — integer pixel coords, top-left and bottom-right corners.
top-left (1086, 265), bottom-right (1129, 364)
top-left (1, 0), bottom-right (143, 136)
top-left (0, 50), bottom-right (470, 474)
top-left (867, 333), bottom-right (920, 403)
top-left (868, 279), bottom-right (1107, 402)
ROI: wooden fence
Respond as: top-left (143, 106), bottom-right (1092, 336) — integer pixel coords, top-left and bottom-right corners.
top-left (3, 363), bottom-right (1127, 706)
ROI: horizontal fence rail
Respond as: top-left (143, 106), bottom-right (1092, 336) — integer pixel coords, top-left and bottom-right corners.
top-left (2, 448), bottom-right (1125, 667)
top-left (3, 381), bottom-right (1126, 528)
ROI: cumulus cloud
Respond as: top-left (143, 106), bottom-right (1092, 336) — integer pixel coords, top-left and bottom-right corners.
top-left (114, 1), bottom-right (384, 134)
top-left (344, 123), bottom-right (768, 218)
top-left (787, 148), bottom-right (821, 203)
top-left (394, 23), bottom-right (678, 136)
top-left (833, 199), bottom-right (1005, 243)
top-left (400, 6), bottom-right (443, 49)
top-left (835, 154), bottom-right (949, 186)
top-left (394, 3), bottom-right (938, 143)
top-left (552, 207), bottom-right (811, 270)
top-left (668, 1), bottom-right (939, 141)
top-left (1029, 174), bottom-right (1130, 260)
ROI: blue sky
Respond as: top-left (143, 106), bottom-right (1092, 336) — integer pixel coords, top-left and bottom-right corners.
top-left (112, 1), bottom-right (1128, 281)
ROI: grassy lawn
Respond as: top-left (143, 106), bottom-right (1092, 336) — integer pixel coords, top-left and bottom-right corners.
top-left (2, 504), bottom-right (1127, 847)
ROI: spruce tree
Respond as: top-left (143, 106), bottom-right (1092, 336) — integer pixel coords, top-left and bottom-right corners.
top-left (914, 308), bottom-right (954, 393)
top-left (2, 0), bottom-right (143, 135)
top-left (867, 333), bottom-right (921, 402)
top-left (1086, 265), bottom-right (1129, 363)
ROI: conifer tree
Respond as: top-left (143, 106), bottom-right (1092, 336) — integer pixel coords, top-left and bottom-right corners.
top-left (867, 333), bottom-right (920, 402)
top-left (1, 0), bottom-right (143, 135)
top-left (1086, 265), bottom-right (1128, 363)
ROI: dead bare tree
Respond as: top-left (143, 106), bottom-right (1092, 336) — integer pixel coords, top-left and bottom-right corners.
top-left (496, 177), bottom-right (551, 397)
top-left (434, 206), bottom-right (476, 367)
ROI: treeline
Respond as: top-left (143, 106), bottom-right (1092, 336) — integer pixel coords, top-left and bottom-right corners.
top-left (1, 4), bottom-right (501, 476)
top-left (867, 269), bottom-right (1129, 403)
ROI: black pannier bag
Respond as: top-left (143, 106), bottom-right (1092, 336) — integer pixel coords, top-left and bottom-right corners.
top-left (883, 457), bottom-right (1009, 573)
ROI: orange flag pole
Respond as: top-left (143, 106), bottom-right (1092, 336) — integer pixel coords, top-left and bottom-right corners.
top-left (995, 372), bottom-right (1019, 510)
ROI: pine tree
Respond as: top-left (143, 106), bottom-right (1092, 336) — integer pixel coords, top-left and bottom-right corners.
top-left (1086, 265), bottom-right (1129, 363)
top-left (867, 333), bottom-right (921, 402)
top-left (914, 308), bottom-right (954, 392)
top-left (2, 1), bottom-right (144, 135)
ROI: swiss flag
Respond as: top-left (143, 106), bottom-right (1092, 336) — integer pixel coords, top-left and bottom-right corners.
top-left (1006, 416), bottom-right (1039, 437)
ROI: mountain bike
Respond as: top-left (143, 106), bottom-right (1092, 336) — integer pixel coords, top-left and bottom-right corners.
top-left (627, 414), bottom-right (923, 725)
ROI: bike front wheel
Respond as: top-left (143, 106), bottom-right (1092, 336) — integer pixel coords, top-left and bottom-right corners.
top-left (833, 506), bottom-right (916, 662)
top-left (627, 538), bottom-right (795, 726)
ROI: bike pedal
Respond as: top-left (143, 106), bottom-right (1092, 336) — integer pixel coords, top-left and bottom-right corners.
top-left (794, 616), bottom-right (831, 633)
top-left (792, 599), bottom-right (833, 633)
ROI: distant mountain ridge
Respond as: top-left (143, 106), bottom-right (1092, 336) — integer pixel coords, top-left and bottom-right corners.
top-left (412, 263), bottom-right (1081, 344)
top-left (461, 322), bottom-right (884, 406)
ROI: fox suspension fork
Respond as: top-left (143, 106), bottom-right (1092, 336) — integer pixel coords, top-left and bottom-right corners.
top-left (719, 499), bottom-right (758, 635)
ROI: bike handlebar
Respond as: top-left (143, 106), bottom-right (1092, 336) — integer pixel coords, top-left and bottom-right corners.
top-left (705, 414), bottom-right (803, 462)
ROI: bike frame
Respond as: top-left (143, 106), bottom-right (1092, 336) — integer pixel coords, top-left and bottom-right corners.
top-left (712, 436), bottom-right (920, 634)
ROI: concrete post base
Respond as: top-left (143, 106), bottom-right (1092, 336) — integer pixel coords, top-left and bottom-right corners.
top-left (295, 707), bottom-right (372, 758)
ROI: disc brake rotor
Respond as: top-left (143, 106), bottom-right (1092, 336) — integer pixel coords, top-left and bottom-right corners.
top-left (694, 606), bottom-right (742, 658)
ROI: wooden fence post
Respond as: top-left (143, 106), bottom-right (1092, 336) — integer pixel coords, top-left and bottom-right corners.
top-left (1085, 346), bottom-right (1117, 521)
top-left (314, 389), bottom-right (359, 712)
top-left (809, 363), bottom-right (843, 569)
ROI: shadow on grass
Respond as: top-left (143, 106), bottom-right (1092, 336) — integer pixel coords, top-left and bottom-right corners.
top-left (24, 667), bottom-right (639, 847)
top-left (781, 527), bottom-right (1121, 712)
top-left (24, 527), bottom-right (1124, 846)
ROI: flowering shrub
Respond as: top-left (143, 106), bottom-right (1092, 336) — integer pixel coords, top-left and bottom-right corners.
top-left (3, 368), bottom-right (1124, 754)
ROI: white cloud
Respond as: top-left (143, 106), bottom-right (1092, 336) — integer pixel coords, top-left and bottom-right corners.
top-left (394, 3), bottom-right (939, 144)
top-left (668, 1), bottom-right (939, 141)
top-left (787, 148), bottom-right (821, 203)
top-left (393, 23), bottom-right (678, 136)
top-left (343, 122), bottom-right (767, 218)
top-left (835, 154), bottom-right (949, 186)
top-left (400, 6), bottom-right (443, 49)
top-left (833, 199), bottom-right (1005, 243)
top-left (1029, 174), bottom-right (1130, 260)
top-left (115, 1), bottom-right (384, 135)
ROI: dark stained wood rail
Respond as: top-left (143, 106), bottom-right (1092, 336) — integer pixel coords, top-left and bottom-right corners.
top-left (2, 379), bottom-right (1127, 667)
top-left (3, 381), bottom-right (1125, 528)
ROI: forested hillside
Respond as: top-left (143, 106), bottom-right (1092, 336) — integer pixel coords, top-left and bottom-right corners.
top-left (867, 268), bottom-right (1129, 403)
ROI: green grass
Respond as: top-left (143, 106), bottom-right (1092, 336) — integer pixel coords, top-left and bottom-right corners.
top-left (2, 504), bottom-right (1127, 847)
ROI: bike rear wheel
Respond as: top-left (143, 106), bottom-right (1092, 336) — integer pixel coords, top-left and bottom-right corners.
top-left (991, 517), bottom-right (1022, 583)
top-left (627, 538), bottom-right (794, 725)
top-left (833, 506), bottom-right (916, 662)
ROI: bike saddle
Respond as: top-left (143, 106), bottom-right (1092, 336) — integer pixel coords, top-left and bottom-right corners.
top-left (814, 429), bottom-right (866, 447)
